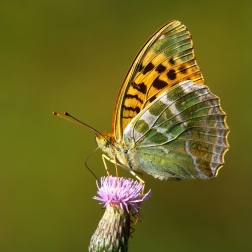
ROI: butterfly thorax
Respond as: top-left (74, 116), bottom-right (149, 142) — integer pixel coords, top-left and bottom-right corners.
top-left (95, 133), bottom-right (131, 171)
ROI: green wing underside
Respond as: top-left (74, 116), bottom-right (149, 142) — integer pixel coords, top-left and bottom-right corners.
top-left (123, 81), bottom-right (229, 180)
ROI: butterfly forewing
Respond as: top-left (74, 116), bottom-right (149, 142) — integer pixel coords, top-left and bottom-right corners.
top-left (113, 20), bottom-right (204, 142)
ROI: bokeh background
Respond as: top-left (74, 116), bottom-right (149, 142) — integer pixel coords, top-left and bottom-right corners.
top-left (1, 1), bottom-right (251, 251)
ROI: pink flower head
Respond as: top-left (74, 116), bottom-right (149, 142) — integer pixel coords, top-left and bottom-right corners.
top-left (93, 176), bottom-right (151, 213)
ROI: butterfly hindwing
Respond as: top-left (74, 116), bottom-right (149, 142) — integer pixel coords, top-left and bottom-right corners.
top-left (123, 81), bottom-right (229, 180)
top-left (113, 20), bottom-right (204, 142)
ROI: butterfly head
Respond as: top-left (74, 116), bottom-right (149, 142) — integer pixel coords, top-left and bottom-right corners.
top-left (95, 133), bottom-right (114, 157)
top-left (95, 133), bottom-right (130, 169)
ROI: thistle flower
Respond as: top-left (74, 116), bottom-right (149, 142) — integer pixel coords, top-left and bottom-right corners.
top-left (89, 176), bottom-right (151, 252)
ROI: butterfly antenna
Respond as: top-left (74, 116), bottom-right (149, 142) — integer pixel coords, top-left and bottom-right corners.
top-left (85, 147), bottom-right (101, 186)
top-left (53, 112), bottom-right (101, 183)
top-left (52, 111), bottom-right (103, 137)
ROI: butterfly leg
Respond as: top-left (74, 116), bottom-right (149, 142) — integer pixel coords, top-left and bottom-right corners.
top-left (113, 155), bottom-right (119, 178)
top-left (129, 170), bottom-right (145, 185)
top-left (102, 154), bottom-right (120, 177)
top-left (128, 170), bottom-right (145, 225)
top-left (129, 170), bottom-right (145, 194)
top-left (101, 154), bottom-right (114, 176)
top-left (102, 154), bottom-right (145, 191)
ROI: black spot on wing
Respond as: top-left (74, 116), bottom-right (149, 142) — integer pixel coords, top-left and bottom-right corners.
top-left (125, 94), bottom-right (143, 104)
top-left (143, 62), bottom-right (154, 74)
top-left (122, 116), bottom-right (133, 119)
top-left (167, 69), bottom-right (176, 80)
top-left (131, 82), bottom-right (147, 94)
top-left (156, 64), bottom-right (166, 73)
top-left (122, 105), bottom-right (140, 114)
top-left (179, 65), bottom-right (187, 74)
top-left (152, 78), bottom-right (168, 90)
top-left (169, 57), bottom-right (175, 65)
top-left (149, 95), bottom-right (157, 103)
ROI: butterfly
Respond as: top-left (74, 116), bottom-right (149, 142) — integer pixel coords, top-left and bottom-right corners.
top-left (96, 20), bottom-right (229, 181)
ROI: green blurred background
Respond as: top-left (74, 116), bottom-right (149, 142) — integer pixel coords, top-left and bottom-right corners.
top-left (1, 1), bottom-right (251, 251)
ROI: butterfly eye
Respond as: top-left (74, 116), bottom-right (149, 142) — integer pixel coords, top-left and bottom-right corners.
top-left (100, 137), bottom-right (108, 147)
top-left (95, 135), bottom-right (109, 149)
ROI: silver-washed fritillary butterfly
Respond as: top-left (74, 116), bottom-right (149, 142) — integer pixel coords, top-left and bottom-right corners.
top-left (96, 20), bottom-right (229, 181)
